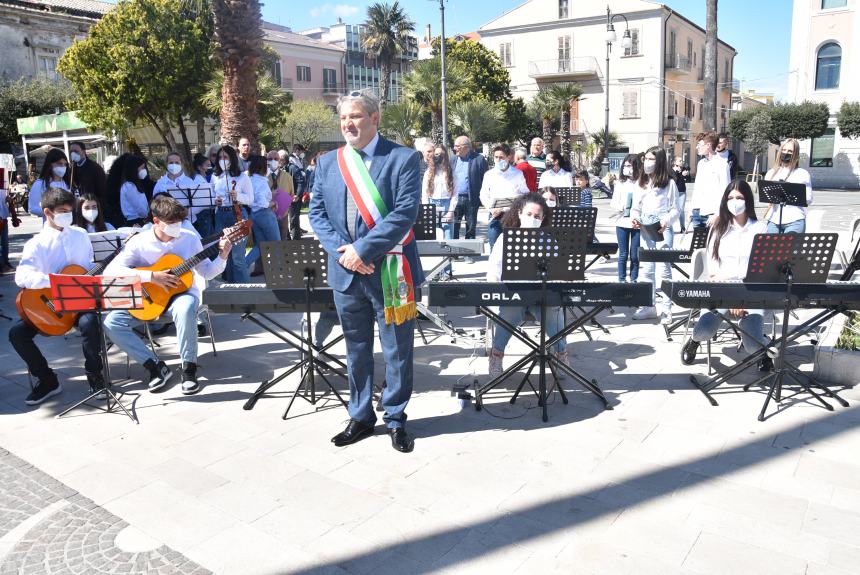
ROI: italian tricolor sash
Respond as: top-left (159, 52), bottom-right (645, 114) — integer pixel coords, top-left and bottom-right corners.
top-left (337, 145), bottom-right (416, 325)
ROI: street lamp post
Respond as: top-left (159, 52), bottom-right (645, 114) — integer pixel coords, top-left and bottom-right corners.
top-left (602, 6), bottom-right (632, 176)
top-left (438, 0), bottom-right (448, 146)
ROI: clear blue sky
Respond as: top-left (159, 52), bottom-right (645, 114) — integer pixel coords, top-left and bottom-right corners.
top-left (266, 0), bottom-right (792, 100)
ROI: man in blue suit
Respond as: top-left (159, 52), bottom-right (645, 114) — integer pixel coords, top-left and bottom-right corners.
top-left (309, 91), bottom-right (424, 453)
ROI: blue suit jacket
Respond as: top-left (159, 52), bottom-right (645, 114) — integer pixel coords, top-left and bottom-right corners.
top-left (309, 135), bottom-right (425, 293)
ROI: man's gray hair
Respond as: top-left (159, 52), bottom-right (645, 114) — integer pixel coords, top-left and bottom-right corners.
top-left (277, 149), bottom-right (288, 159)
top-left (337, 90), bottom-right (380, 117)
top-left (514, 147), bottom-right (528, 161)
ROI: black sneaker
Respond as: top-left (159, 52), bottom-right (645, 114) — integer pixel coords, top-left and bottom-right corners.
top-left (181, 362), bottom-right (200, 395)
top-left (87, 372), bottom-right (107, 400)
top-left (197, 322), bottom-right (207, 337)
top-left (144, 359), bottom-right (173, 392)
top-left (759, 357), bottom-right (774, 372)
top-left (681, 339), bottom-right (700, 365)
top-left (25, 373), bottom-right (62, 405)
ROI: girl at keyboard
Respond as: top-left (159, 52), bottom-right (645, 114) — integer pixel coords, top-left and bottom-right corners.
top-left (681, 180), bottom-right (772, 371)
top-left (487, 192), bottom-right (569, 379)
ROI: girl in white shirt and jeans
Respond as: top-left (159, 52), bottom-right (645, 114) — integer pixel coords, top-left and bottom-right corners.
top-left (681, 180), bottom-right (772, 371)
top-left (609, 154), bottom-right (643, 283)
top-left (422, 145), bottom-right (457, 278)
top-left (763, 138), bottom-right (813, 234)
top-left (631, 146), bottom-right (679, 323)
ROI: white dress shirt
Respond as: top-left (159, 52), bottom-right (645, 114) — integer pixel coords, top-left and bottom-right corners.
top-left (764, 166), bottom-right (813, 225)
top-left (15, 225), bottom-right (94, 289)
top-left (28, 179), bottom-right (69, 218)
top-left (707, 218), bottom-right (767, 280)
top-left (479, 166), bottom-right (529, 213)
top-left (153, 174), bottom-right (195, 198)
top-left (609, 179), bottom-right (637, 229)
top-left (120, 181), bottom-right (150, 220)
top-left (104, 228), bottom-right (226, 301)
top-left (631, 179), bottom-right (680, 228)
top-left (538, 167), bottom-right (573, 189)
top-left (691, 154), bottom-right (730, 216)
top-left (249, 173), bottom-right (273, 212)
top-left (422, 170), bottom-right (459, 214)
top-left (212, 172), bottom-right (254, 207)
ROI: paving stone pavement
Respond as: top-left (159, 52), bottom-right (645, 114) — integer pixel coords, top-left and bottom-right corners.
top-left (0, 448), bottom-right (211, 575)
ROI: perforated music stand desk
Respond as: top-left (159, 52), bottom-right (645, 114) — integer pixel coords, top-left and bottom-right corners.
top-left (53, 274), bottom-right (143, 423)
top-left (553, 187), bottom-right (582, 206)
top-left (413, 203), bottom-right (437, 241)
top-left (240, 240), bottom-right (347, 419)
top-left (758, 180), bottom-right (807, 232)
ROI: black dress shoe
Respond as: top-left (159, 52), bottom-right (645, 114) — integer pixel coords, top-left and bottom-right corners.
top-left (331, 419), bottom-right (374, 447)
top-left (759, 357), bottom-right (774, 372)
top-left (388, 427), bottom-right (414, 453)
top-left (681, 339), bottom-right (700, 365)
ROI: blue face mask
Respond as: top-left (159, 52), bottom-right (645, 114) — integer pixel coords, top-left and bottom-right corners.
top-left (497, 159), bottom-right (509, 171)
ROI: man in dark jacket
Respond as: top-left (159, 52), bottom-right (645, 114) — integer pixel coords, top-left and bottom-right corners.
top-left (451, 136), bottom-right (488, 243)
top-left (286, 144), bottom-right (307, 239)
top-left (717, 134), bottom-right (742, 181)
top-left (69, 141), bottom-right (107, 201)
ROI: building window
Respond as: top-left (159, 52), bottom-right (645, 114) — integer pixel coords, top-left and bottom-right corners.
top-left (297, 65), bottom-right (311, 82)
top-left (699, 98), bottom-right (703, 120)
top-left (38, 56), bottom-right (57, 80)
top-left (559, 0), bottom-right (569, 19)
top-left (687, 39), bottom-right (693, 64)
top-left (624, 29), bottom-right (640, 56)
top-left (810, 128), bottom-right (835, 167)
top-left (815, 43), bottom-right (841, 90)
top-left (271, 61), bottom-right (282, 87)
top-left (724, 58), bottom-right (730, 83)
top-left (499, 42), bottom-right (512, 67)
top-left (558, 36), bottom-right (571, 71)
top-left (622, 89), bottom-right (639, 118)
top-left (821, 0), bottom-right (847, 8)
top-left (323, 68), bottom-right (337, 93)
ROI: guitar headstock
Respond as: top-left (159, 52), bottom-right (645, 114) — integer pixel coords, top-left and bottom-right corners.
top-left (222, 220), bottom-right (252, 243)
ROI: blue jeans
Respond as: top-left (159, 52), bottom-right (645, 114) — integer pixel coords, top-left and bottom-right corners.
top-left (693, 309), bottom-right (767, 354)
top-left (429, 197), bottom-right (453, 274)
top-left (245, 208), bottom-right (281, 268)
top-left (314, 311), bottom-right (340, 347)
top-left (492, 306), bottom-right (566, 354)
top-left (641, 216), bottom-right (674, 305)
top-left (104, 293), bottom-right (199, 365)
top-left (677, 193), bottom-right (687, 231)
top-left (193, 209), bottom-right (215, 240)
top-left (766, 219), bottom-right (805, 234)
top-left (615, 226), bottom-right (640, 282)
top-left (215, 207), bottom-right (249, 283)
top-left (332, 274), bottom-right (415, 429)
top-left (453, 195), bottom-right (478, 240)
top-left (690, 208), bottom-right (711, 229)
top-left (488, 216), bottom-right (504, 250)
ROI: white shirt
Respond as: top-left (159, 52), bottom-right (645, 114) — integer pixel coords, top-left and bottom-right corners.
top-left (707, 218), bottom-right (767, 280)
top-left (538, 167), bottom-right (573, 189)
top-left (212, 172), bottom-right (254, 207)
top-left (75, 222), bottom-right (116, 234)
top-left (631, 179), bottom-right (680, 228)
top-left (28, 179), bottom-right (69, 218)
top-left (104, 228), bottom-right (226, 301)
top-left (487, 236), bottom-right (505, 282)
top-left (479, 167), bottom-right (529, 214)
top-left (15, 225), bottom-right (93, 289)
top-left (764, 166), bottom-right (813, 225)
top-left (691, 154), bottom-right (730, 215)
top-left (140, 220), bottom-right (199, 237)
top-left (422, 170), bottom-right (458, 214)
top-left (359, 133), bottom-right (379, 167)
top-left (609, 179), bottom-right (638, 229)
top-left (249, 173), bottom-right (273, 212)
top-left (153, 173), bottom-right (195, 198)
top-left (120, 181), bottom-right (149, 220)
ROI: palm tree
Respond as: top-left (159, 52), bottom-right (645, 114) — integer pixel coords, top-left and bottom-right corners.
top-left (211, 0), bottom-right (264, 148)
top-left (403, 58), bottom-right (465, 144)
top-left (379, 101), bottom-right (422, 147)
top-left (528, 89), bottom-right (559, 146)
top-left (703, 0), bottom-right (718, 131)
top-left (589, 128), bottom-right (623, 174)
top-left (546, 83), bottom-right (583, 162)
top-left (450, 100), bottom-right (503, 145)
top-left (362, 1), bottom-right (415, 108)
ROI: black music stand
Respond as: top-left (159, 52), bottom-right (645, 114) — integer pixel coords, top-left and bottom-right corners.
top-left (553, 187), bottom-right (582, 206)
top-left (660, 226), bottom-right (710, 340)
top-left (88, 230), bottom-right (131, 264)
top-left (54, 274), bottom-right (142, 424)
top-left (741, 233), bottom-right (845, 420)
top-left (251, 239), bottom-right (347, 419)
top-left (477, 227), bottom-right (610, 421)
top-left (758, 180), bottom-right (807, 233)
top-left (167, 183), bottom-right (215, 223)
top-left (413, 203), bottom-right (437, 241)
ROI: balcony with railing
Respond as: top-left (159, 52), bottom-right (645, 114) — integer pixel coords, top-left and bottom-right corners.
top-left (528, 56), bottom-right (601, 80)
top-left (665, 53), bottom-right (692, 73)
top-left (664, 116), bottom-right (691, 133)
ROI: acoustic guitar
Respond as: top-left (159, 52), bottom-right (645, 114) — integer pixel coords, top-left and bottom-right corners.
top-left (15, 233), bottom-right (137, 336)
top-left (130, 221), bottom-right (250, 321)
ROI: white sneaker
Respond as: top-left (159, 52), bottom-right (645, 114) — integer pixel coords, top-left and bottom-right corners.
top-left (660, 306), bottom-right (673, 325)
top-left (632, 306), bottom-right (658, 320)
top-left (488, 350), bottom-right (504, 378)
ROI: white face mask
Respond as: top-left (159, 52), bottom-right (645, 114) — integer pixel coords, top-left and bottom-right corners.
top-left (299, 152), bottom-right (306, 160)
top-left (167, 163), bottom-right (183, 176)
top-left (519, 214), bottom-right (541, 229)
top-left (496, 159), bottom-right (509, 171)
top-left (52, 166), bottom-right (67, 178)
top-left (52, 211), bottom-right (73, 229)
top-left (545, 200), bottom-right (557, 208)
top-left (162, 221), bottom-right (183, 238)
top-left (622, 166), bottom-right (633, 177)
top-left (70, 152), bottom-right (82, 164)
top-left (138, 168), bottom-right (148, 180)
top-left (219, 159), bottom-right (229, 171)
top-left (268, 160), bottom-right (280, 171)
top-left (727, 198), bottom-right (747, 216)
top-left (82, 208), bottom-right (99, 223)
top-left (643, 160), bottom-right (656, 175)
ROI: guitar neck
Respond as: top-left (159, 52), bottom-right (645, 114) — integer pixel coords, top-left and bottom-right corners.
top-left (169, 243), bottom-right (220, 277)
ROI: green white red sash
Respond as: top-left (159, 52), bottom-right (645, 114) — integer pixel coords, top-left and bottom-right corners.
top-left (337, 144), bottom-right (416, 325)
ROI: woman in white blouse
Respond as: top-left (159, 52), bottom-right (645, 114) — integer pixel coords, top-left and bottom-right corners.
top-left (608, 153), bottom-right (643, 283)
top-left (244, 154), bottom-right (281, 272)
top-left (763, 138), bottom-right (812, 234)
top-left (119, 155), bottom-right (151, 226)
top-left (681, 180), bottom-right (771, 371)
top-left (212, 144), bottom-right (253, 283)
top-left (73, 193), bottom-right (115, 233)
top-left (537, 151), bottom-right (573, 189)
top-left (28, 148), bottom-right (70, 218)
top-left (422, 145), bottom-right (457, 278)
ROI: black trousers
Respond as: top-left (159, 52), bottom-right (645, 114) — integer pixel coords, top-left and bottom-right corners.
top-left (288, 200), bottom-right (302, 240)
top-left (9, 313), bottom-right (103, 380)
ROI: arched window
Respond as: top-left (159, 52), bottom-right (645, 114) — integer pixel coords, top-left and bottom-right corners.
top-left (815, 43), bottom-right (841, 90)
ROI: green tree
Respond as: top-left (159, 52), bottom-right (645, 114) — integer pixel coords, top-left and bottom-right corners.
top-left (837, 101), bottom-right (860, 139)
top-left (363, 1), bottom-right (415, 107)
top-left (280, 100), bottom-right (338, 152)
top-left (450, 99), bottom-right (503, 144)
top-left (379, 100), bottom-right (422, 147)
top-left (727, 106), bottom-right (755, 141)
top-left (58, 0), bottom-right (213, 165)
top-left (403, 57), bottom-right (466, 144)
top-left (528, 89), bottom-right (559, 145)
top-left (770, 101), bottom-right (829, 143)
top-left (744, 108), bottom-right (773, 176)
top-left (0, 78), bottom-right (76, 147)
top-left (589, 128), bottom-right (623, 174)
top-left (501, 97), bottom-right (533, 145)
top-left (546, 83), bottom-right (583, 162)
top-left (432, 38), bottom-right (511, 104)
